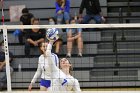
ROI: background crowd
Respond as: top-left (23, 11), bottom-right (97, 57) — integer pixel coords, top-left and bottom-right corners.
top-left (0, 0), bottom-right (105, 90)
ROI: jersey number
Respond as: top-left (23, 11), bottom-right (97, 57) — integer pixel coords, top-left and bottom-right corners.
top-left (62, 79), bottom-right (67, 86)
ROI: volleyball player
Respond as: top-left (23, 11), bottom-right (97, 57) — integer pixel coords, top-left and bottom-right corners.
top-left (28, 42), bottom-right (59, 91)
top-left (46, 40), bottom-right (81, 91)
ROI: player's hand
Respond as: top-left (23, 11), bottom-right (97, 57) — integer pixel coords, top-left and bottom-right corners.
top-left (46, 35), bottom-right (55, 42)
top-left (28, 83), bottom-right (33, 91)
top-left (46, 35), bottom-right (56, 46)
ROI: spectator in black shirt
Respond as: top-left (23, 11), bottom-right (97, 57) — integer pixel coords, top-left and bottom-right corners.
top-left (24, 18), bottom-right (46, 56)
top-left (0, 41), bottom-right (14, 90)
top-left (18, 8), bottom-right (34, 44)
top-left (79, 0), bottom-right (105, 25)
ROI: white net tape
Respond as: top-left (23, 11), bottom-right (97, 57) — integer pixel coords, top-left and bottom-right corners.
top-left (0, 24), bottom-right (140, 29)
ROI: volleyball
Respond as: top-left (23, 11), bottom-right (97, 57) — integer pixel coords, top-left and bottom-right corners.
top-left (46, 28), bottom-right (59, 41)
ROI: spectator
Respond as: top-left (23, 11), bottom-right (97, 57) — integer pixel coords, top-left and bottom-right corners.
top-left (0, 40), bottom-right (14, 90)
top-left (18, 8), bottom-right (34, 44)
top-left (24, 18), bottom-right (45, 56)
top-left (48, 17), bottom-right (63, 54)
top-left (79, 0), bottom-right (105, 25)
top-left (55, 0), bottom-right (70, 24)
top-left (66, 18), bottom-right (83, 57)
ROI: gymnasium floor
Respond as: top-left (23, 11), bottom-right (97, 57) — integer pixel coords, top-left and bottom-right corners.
top-left (10, 87), bottom-right (140, 91)
top-left (82, 87), bottom-right (140, 91)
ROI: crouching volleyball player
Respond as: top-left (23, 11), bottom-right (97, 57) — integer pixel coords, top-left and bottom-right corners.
top-left (28, 42), bottom-right (59, 91)
top-left (46, 40), bottom-right (81, 91)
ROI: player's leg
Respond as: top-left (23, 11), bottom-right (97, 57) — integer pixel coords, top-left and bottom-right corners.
top-left (40, 86), bottom-right (47, 91)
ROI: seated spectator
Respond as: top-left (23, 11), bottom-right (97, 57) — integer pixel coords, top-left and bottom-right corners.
top-left (66, 17), bottom-right (83, 57)
top-left (0, 40), bottom-right (14, 90)
top-left (48, 17), bottom-right (63, 55)
top-left (18, 8), bottom-right (34, 44)
top-left (79, 0), bottom-right (105, 24)
top-left (78, 0), bottom-right (105, 31)
top-left (24, 18), bottom-right (45, 56)
top-left (55, 0), bottom-right (70, 24)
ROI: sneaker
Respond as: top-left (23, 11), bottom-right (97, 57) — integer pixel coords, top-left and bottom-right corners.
top-left (66, 53), bottom-right (71, 58)
top-left (78, 53), bottom-right (82, 57)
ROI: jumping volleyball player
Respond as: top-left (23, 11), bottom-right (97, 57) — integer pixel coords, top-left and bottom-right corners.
top-left (46, 37), bottom-right (81, 91)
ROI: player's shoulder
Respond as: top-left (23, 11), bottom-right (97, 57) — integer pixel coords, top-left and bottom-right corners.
top-left (70, 76), bottom-right (79, 83)
top-left (38, 55), bottom-right (44, 61)
top-left (39, 54), bottom-right (44, 58)
top-left (68, 75), bottom-right (78, 81)
top-left (74, 78), bottom-right (79, 82)
top-left (69, 76), bottom-right (80, 84)
top-left (73, 78), bottom-right (80, 86)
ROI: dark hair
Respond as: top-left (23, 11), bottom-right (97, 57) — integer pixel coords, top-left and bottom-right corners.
top-left (31, 18), bottom-right (40, 25)
top-left (38, 42), bottom-right (44, 54)
top-left (70, 17), bottom-right (75, 21)
top-left (59, 58), bottom-right (73, 75)
top-left (22, 8), bottom-right (29, 13)
top-left (48, 17), bottom-right (56, 24)
top-left (32, 18), bottom-right (39, 22)
top-left (56, 0), bottom-right (66, 6)
top-left (38, 42), bottom-right (48, 54)
top-left (69, 16), bottom-right (80, 22)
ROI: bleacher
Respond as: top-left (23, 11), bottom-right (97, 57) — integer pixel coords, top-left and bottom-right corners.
top-left (107, 0), bottom-right (140, 23)
top-left (93, 0), bottom-right (140, 87)
top-left (0, 0), bottom-right (140, 89)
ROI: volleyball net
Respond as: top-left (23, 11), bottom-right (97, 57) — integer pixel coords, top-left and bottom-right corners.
top-left (0, 24), bottom-right (140, 93)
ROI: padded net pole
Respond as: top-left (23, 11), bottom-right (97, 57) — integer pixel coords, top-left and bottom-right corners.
top-left (2, 26), bottom-right (12, 92)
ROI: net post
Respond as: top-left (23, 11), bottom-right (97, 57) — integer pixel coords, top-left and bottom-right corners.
top-left (2, 25), bottom-right (12, 92)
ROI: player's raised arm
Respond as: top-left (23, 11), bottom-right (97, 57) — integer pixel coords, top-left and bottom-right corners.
top-left (46, 40), bottom-right (59, 72)
top-left (45, 28), bottom-right (59, 71)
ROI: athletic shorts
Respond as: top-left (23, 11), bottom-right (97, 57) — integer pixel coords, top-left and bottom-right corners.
top-left (40, 79), bottom-right (51, 88)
